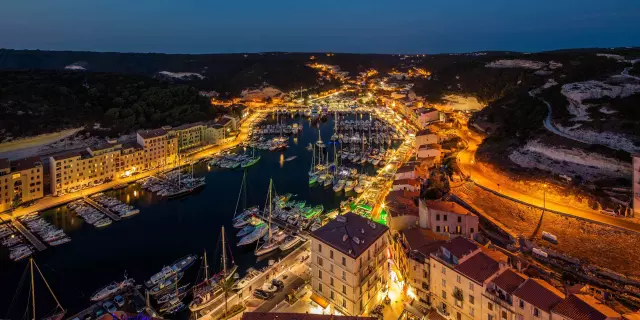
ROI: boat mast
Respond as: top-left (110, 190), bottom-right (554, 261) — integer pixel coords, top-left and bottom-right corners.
top-left (204, 249), bottom-right (209, 280)
top-left (233, 171), bottom-right (246, 218)
top-left (222, 227), bottom-right (227, 275)
top-left (268, 179), bottom-right (273, 242)
top-left (33, 259), bottom-right (64, 315)
top-left (30, 258), bottom-right (36, 320)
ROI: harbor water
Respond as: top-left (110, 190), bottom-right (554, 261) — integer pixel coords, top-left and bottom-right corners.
top-left (0, 113), bottom-right (388, 319)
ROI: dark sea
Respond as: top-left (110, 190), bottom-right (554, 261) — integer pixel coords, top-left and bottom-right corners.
top-left (0, 113), bottom-right (388, 320)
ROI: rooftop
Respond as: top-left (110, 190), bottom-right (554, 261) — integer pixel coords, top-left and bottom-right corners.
top-left (492, 269), bottom-right (528, 294)
top-left (440, 236), bottom-right (478, 259)
top-left (217, 117), bottom-right (232, 125)
top-left (402, 228), bottom-right (447, 257)
top-left (311, 212), bottom-right (389, 259)
top-left (416, 129), bottom-right (434, 136)
top-left (10, 156), bottom-right (42, 171)
top-left (393, 178), bottom-right (420, 186)
top-left (51, 150), bottom-right (82, 161)
top-left (425, 200), bottom-right (474, 216)
top-left (396, 165), bottom-right (415, 174)
top-left (553, 294), bottom-right (620, 320)
top-left (137, 128), bottom-right (168, 139)
top-left (173, 121), bottom-right (204, 131)
top-left (455, 251), bottom-right (501, 284)
top-left (241, 312), bottom-right (376, 320)
top-left (513, 278), bottom-right (565, 313)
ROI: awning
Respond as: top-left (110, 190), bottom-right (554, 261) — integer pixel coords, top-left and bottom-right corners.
top-left (310, 293), bottom-right (330, 309)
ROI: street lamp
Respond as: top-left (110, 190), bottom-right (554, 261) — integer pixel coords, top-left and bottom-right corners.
top-left (542, 184), bottom-right (547, 213)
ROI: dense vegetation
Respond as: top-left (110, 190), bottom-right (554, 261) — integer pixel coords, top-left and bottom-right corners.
top-left (0, 70), bottom-right (224, 138)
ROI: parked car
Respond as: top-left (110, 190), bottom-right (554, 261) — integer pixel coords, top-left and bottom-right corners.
top-left (253, 289), bottom-right (271, 300)
top-left (113, 295), bottom-right (125, 307)
top-left (103, 301), bottom-right (117, 313)
top-left (271, 279), bottom-right (284, 290)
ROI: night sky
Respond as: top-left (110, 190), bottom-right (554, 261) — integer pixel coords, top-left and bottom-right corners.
top-left (1, 0), bottom-right (639, 54)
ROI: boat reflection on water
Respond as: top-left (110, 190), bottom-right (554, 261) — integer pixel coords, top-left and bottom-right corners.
top-left (279, 154), bottom-right (285, 168)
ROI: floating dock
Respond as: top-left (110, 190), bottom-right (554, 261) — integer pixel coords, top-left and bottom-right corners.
top-left (83, 197), bottom-right (122, 221)
top-left (12, 219), bottom-right (47, 251)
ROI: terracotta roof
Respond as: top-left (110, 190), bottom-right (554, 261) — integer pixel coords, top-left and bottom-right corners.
top-left (425, 200), bottom-right (474, 216)
top-left (396, 165), bottom-right (415, 174)
top-left (393, 178), bottom-right (420, 186)
top-left (441, 236), bottom-right (478, 259)
top-left (311, 212), bottom-right (389, 259)
top-left (513, 278), bottom-right (565, 313)
top-left (137, 128), bottom-right (168, 139)
top-left (416, 129), bottom-right (434, 136)
top-left (402, 228), bottom-right (447, 257)
top-left (492, 269), bottom-right (528, 294)
top-left (553, 294), bottom-right (620, 320)
top-left (455, 251), bottom-right (501, 284)
top-left (241, 312), bottom-right (376, 320)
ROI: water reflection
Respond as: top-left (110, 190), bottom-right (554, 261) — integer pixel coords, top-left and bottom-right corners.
top-left (279, 153), bottom-right (285, 168)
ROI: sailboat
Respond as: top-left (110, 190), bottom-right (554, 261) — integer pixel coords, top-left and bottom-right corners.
top-left (330, 111), bottom-right (339, 142)
top-left (241, 147), bottom-right (261, 168)
top-left (10, 258), bottom-right (66, 320)
top-left (255, 179), bottom-right (283, 256)
top-left (189, 228), bottom-right (238, 312)
top-left (309, 143), bottom-right (318, 185)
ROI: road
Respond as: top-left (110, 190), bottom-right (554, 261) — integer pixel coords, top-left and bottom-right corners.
top-left (1, 112), bottom-right (262, 221)
top-left (197, 241), bottom-right (310, 319)
top-left (456, 129), bottom-right (640, 233)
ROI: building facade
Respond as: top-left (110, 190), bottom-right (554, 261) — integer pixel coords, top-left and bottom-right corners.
top-left (0, 157), bottom-right (44, 212)
top-left (419, 200), bottom-right (479, 237)
top-left (430, 237), bottom-right (508, 320)
top-left (310, 213), bottom-right (391, 315)
top-left (49, 145), bottom-right (120, 196)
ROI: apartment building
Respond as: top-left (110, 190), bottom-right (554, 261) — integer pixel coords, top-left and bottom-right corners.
top-left (415, 129), bottom-right (439, 149)
top-left (310, 212), bottom-right (391, 315)
top-left (419, 200), bottom-right (479, 237)
top-left (0, 157), bottom-right (44, 212)
top-left (136, 128), bottom-right (179, 169)
top-left (172, 122), bottom-right (206, 151)
top-left (49, 144), bottom-right (120, 196)
top-left (430, 237), bottom-right (509, 320)
top-left (393, 227), bottom-right (446, 307)
top-left (415, 108), bottom-right (441, 128)
top-left (511, 278), bottom-right (565, 320)
top-left (395, 164), bottom-right (417, 180)
top-left (552, 294), bottom-right (620, 320)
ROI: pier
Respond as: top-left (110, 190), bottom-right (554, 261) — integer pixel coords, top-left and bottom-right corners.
top-left (11, 219), bottom-right (47, 251)
top-left (83, 197), bottom-right (122, 221)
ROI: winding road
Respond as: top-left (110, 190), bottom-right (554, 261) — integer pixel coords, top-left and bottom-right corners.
top-left (455, 128), bottom-right (640, 233)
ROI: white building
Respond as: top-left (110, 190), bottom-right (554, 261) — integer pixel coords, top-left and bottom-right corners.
top-left (419, 199), bottom-right (479, 237)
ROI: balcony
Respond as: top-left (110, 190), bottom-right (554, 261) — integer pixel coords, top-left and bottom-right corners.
top-left (485, 288), bottom-right (514, 309)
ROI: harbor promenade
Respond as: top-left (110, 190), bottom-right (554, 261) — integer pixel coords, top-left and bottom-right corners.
top-left (0, 111), bottom-right (262, 222)
top-left (196, 241), bottom-right (310, 320)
